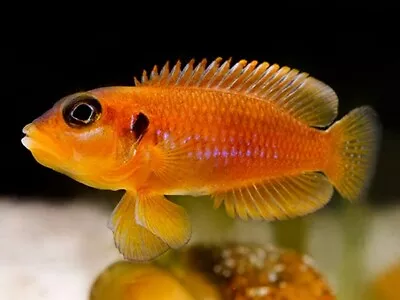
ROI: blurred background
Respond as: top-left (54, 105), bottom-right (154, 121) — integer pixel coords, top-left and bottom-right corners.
top-left (1, 10), bottom-right (399, 299)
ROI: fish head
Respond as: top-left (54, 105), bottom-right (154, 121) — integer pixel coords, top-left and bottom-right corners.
top-left (21, 88), bottom-right (136, 190)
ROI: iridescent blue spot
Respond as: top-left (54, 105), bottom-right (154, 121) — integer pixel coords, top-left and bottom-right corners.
top-left (204, 149), bottom-right (211, 159)
top-left (246, 149), bottom-right (251, 157)
top-left (230, 147), bottom-right (238, 157)
top-left (222, 149), bottom-right (229, 158)
top-left (163, 132), bottom-right (170, 140)
top-left (196, 150), bottom-right (203, 160)
top-left (156, 129), bottom-right (162, 136)
top-left (213, 148), bottom-right (220, 158)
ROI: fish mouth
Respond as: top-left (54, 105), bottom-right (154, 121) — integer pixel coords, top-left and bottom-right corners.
top-left (21, 123), bottom-right (65, 167)
top-left (21, 124), bottom-right (35, 150)
top-left (21, 123), bottom-right (42, 151)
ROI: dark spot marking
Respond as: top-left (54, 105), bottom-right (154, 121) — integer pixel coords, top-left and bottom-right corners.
top-left (131, 112), bottom-right (149, 141)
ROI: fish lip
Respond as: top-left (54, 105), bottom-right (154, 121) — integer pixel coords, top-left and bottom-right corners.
top-left (20, 123), bottom-right (49, 152)
top-left (20, 127), bottom-right (65, 167)
top-left (21, 136), bottom-right (33, 150)
top-left (21, 123), bottom-right (34, 149)
top-left (21, 123), bottom-right (38, 149)
top-left (22, 123), bottom-right (33, 135)
top-left (21, 123), bottom-right (68, 160)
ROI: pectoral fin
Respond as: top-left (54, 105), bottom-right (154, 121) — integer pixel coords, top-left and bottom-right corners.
top-left (149, 133), bottom-right (199, 187)
top-left (108, 192), bottom-right (170, 262)
top-left (135, 194), bottom-right (192, 249)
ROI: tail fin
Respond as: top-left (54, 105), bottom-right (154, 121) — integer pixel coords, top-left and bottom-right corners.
top-left (325, 106), bottom-right (381, 202)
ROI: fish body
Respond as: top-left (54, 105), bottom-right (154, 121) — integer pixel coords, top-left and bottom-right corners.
top-left (21, 58), bottom-right (381, 262)
top-left (86, 85), bottom-right (327, 195)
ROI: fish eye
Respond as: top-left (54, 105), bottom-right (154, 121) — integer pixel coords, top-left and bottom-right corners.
top-left (63, 94), bottom-right (102, 127)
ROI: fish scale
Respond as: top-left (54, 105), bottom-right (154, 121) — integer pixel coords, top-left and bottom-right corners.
top-left (143, 89), bottom-right (325, 185)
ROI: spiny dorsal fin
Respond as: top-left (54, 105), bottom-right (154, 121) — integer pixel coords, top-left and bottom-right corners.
top-left (134, 57), bottom-right (339, 127)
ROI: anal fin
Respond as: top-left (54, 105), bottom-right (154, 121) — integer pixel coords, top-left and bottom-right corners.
top-left (212, 172), bottom-right (334, 221)
top-left (108, 192), bottom-right (170, 262)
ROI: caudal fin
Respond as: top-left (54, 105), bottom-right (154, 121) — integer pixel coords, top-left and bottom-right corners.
top-left (325, 106), bottom-right (381, 202)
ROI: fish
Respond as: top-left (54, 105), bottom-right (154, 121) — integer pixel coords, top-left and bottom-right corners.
top-left (21, 57), bottom-right (381, 262)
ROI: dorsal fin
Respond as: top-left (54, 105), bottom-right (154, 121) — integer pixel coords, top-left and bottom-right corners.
top-left (134, 57), bottom-right (339, 127)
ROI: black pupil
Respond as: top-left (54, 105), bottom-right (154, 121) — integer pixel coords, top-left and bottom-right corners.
top-left (72, 103), bottom-right (93, 122)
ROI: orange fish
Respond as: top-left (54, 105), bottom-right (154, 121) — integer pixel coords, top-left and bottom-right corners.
top-left (21, 57), bottom-right (381, 262)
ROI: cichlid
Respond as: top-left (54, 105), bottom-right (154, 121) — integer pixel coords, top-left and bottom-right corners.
top-left (21, 57), bottom-right (381, 262)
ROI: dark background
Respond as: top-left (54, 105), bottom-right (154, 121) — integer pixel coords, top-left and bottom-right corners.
top-left (3, 19), bottom-right (399, 204)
